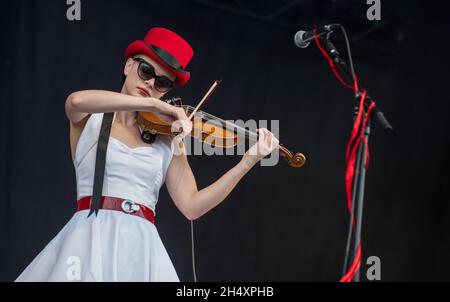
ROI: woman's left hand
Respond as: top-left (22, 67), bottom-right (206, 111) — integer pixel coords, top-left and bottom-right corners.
top-left (242, 128), bottom-right (279, 165)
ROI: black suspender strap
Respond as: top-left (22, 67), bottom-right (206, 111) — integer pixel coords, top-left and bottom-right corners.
top-left (87, 112), bottom-right (114, 217)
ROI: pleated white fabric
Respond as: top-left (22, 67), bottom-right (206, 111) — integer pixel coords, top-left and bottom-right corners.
top-left (16, 113), bottom-right (179, 282)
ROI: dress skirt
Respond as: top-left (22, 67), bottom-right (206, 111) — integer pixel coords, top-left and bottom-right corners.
top-left (15, 209), bottom-right (179, 282)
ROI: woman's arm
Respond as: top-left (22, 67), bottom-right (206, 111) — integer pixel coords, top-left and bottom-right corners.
top-left (65, 90), bottom-right (189, 125)
top-left (165, 128), bottom-right (279, 220)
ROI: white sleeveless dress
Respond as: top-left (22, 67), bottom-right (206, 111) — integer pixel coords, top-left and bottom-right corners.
top-left (16, 113), bottom-right (179, 282)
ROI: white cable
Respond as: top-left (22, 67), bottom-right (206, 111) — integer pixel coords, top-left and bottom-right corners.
top-left (190, 220), bottom-right (197, 282)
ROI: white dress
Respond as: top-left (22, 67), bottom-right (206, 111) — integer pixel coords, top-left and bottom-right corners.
top-left (16, 112), bottom-right (179, 282)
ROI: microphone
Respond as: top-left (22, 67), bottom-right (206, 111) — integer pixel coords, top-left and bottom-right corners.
top-left (294, 24), bottom-right (340, 48)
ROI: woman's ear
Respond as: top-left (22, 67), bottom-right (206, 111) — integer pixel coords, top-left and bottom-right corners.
top-left (123, 57), bottom-right (134, 77)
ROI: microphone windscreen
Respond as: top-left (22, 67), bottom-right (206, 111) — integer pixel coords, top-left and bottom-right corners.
top-left (294, 30), bottom-right (310, 48)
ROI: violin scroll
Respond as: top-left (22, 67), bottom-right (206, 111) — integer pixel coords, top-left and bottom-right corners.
top-left (279, 145), bottom-right (306, 168)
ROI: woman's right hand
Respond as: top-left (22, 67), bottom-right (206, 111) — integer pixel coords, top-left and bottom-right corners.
top-left (149, 98), bottom-right (193, 138)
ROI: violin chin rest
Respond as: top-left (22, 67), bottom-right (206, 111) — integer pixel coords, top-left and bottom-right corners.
top-left (141, 130), bottom-right (157, 144)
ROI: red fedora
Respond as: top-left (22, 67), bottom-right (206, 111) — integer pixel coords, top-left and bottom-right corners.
top-left (125, 27), bottom-right (194, 87)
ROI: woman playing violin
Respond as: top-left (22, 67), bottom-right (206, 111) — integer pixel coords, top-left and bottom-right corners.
top-left (16, 27), bottom-right (279, 282)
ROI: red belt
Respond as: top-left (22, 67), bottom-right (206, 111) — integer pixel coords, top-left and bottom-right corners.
top-left (77, 196), bottom-right (155, 224)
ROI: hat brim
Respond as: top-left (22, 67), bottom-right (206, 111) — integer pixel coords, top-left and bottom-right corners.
top-left (125, 40), bottom-right (190, 87)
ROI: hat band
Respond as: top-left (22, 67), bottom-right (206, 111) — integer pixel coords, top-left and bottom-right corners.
top-left (145, 42), bottom-right (183, 70)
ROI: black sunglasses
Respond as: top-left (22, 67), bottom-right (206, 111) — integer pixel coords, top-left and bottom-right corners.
top-left (133, 57), bottom-right (176, 93)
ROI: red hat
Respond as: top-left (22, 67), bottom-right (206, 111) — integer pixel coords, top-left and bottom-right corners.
top-left (125, 27), bottom-right (194, 87)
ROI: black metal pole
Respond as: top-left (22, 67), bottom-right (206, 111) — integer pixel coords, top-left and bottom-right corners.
top-left (342, 106), bottom-right (365, 276)
top-left (352, 118), bottom-right (371, 281)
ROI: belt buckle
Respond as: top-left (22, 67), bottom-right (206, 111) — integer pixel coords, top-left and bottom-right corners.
top-left (121, 199), bottom-right (140, 214)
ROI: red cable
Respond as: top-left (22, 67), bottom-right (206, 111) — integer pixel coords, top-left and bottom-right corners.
top-left (360, 102), bottom-right (375, 169)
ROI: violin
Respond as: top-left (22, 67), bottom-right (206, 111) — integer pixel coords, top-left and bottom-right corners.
top-left (136, 81), bottom-right (306, 168)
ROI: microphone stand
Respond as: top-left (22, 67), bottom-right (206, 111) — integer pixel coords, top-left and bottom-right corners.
top-left (319, 35), bottom-right (392, 281)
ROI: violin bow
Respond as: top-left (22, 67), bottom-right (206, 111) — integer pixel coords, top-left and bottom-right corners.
top-left (188, 80), bottom-right (222, 120)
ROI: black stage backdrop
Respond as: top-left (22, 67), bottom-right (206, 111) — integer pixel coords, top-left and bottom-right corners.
top-left (1, 0), bottom-right (449, 282)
